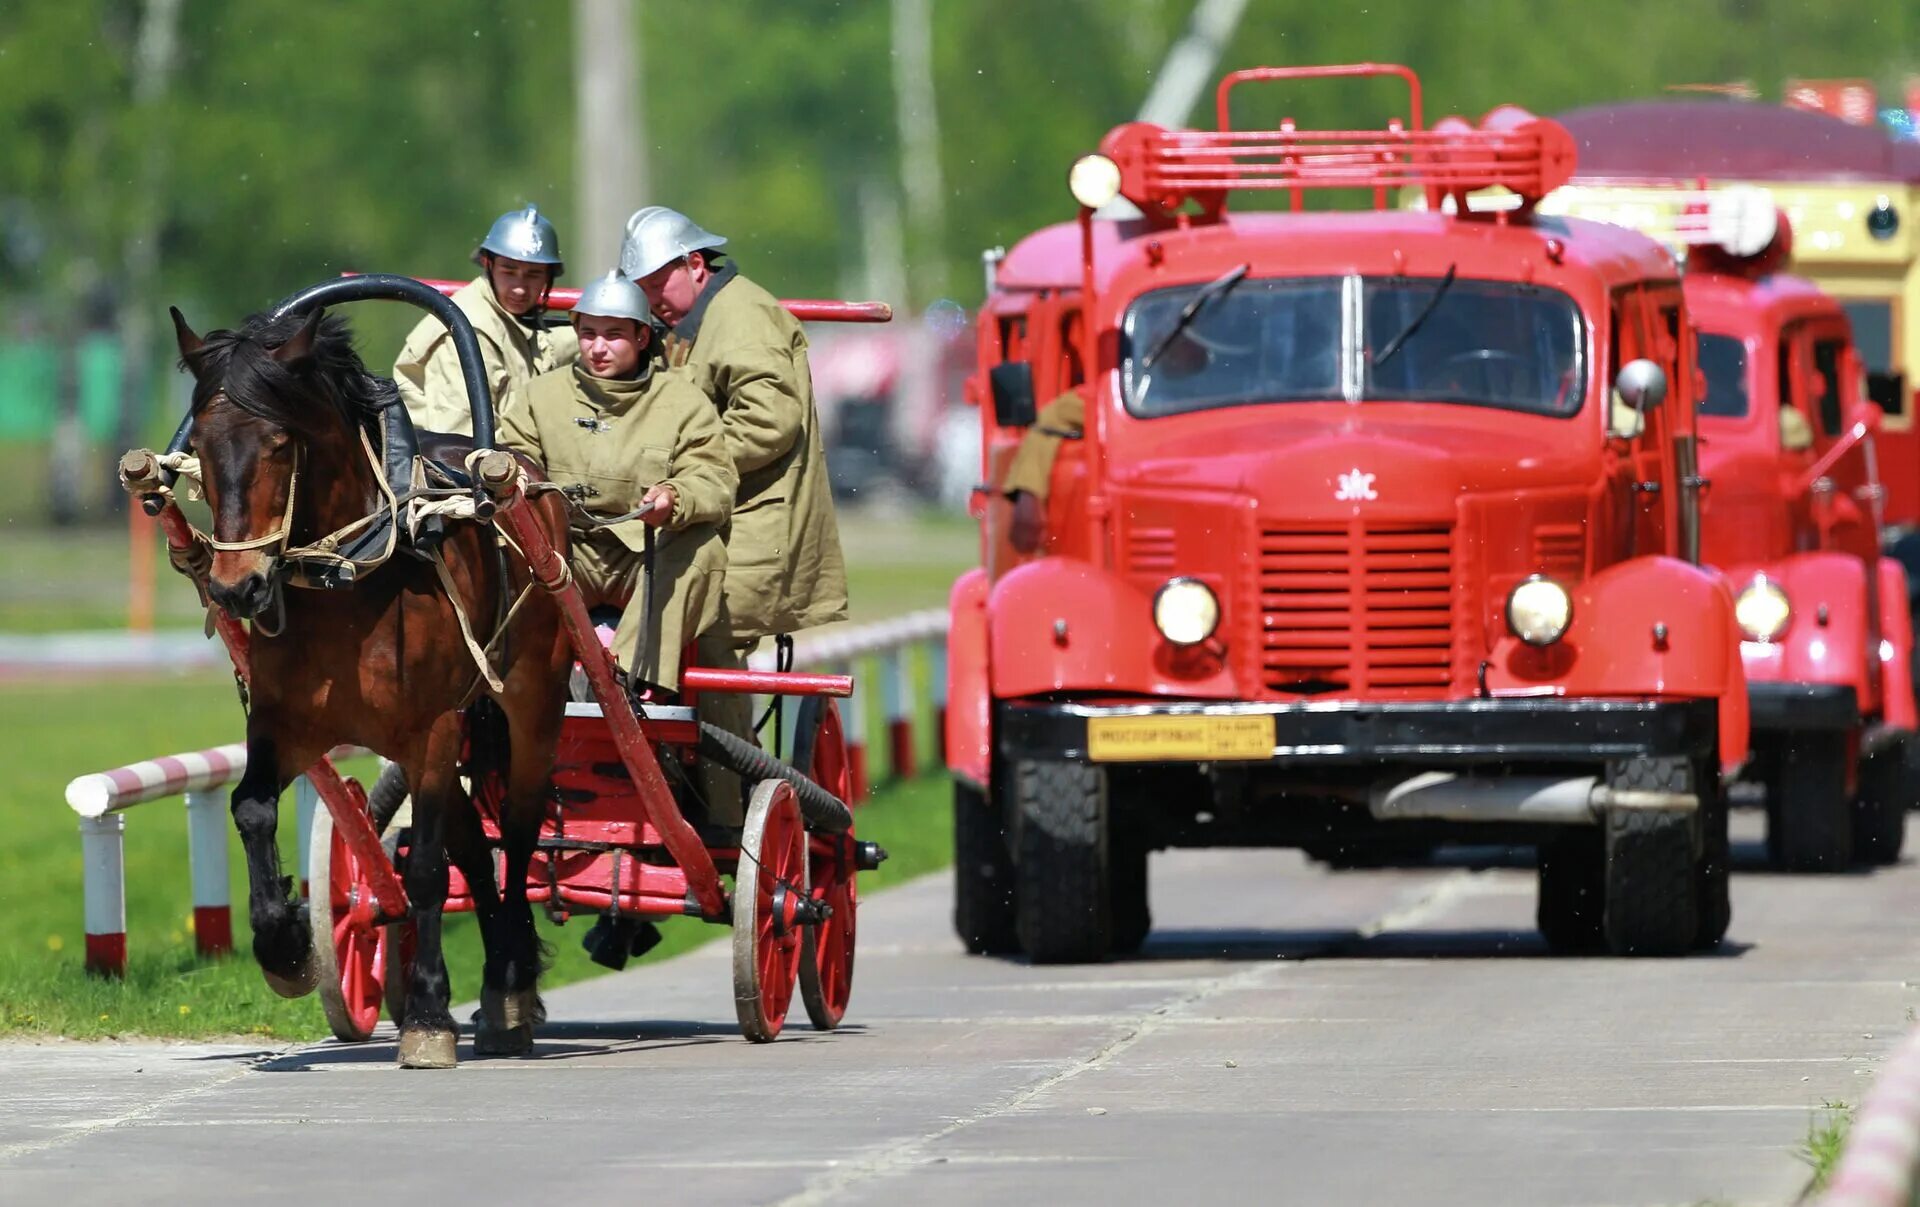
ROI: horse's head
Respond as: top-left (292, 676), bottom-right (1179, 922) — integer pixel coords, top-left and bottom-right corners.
top-left (171, 305), bottom-right (381, 619)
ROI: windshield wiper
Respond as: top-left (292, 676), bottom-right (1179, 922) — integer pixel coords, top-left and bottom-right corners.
top-left (1142, 263), bottom-right (1250, 370)
top-left (1371, 263), bottom-right (1458, 370)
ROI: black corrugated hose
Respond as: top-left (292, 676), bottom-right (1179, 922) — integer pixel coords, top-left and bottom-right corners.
top-left (698, 721), bottom-right (854, 834)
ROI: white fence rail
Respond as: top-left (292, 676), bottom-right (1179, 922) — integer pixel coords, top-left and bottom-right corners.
top-left (60, 611), bottom-right (950, 976)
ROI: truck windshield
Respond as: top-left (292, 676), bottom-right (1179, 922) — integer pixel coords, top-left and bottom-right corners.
top-left (1121, 275), bottom-right (1585, 420)
top-left (1696, 333), bottom-right (1749, 418)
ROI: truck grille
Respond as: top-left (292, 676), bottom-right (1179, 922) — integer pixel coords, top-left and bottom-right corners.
top-left (1259, 521), bottom-right (1455, 697)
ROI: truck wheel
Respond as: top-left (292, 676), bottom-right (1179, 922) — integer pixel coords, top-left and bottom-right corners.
top-left (953, 780), bottom-right (1020, 955)
top-left (1852, 741), bottom-right (1913, 866)
top-left (1110, 829), bottom-right (1151, 956)
top-left (1014, 759), bottom-right (1113, 964)
top-left (1693, 780), bottom-right (1732, 951)
top-left (1766, 734), bottom-right (1853, 872)
top-left (1536, 831), bottom-right (1605, 954)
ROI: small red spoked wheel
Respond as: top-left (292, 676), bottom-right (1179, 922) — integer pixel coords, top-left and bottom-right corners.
top-left (309, 786), bottom-right (399, 1043)
top-left (797, 698), bottom-right (858, 1029)
top-left (733, 780), bottom-right (808, 1042)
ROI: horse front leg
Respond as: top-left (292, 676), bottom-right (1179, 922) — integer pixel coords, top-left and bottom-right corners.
top-left (231, 729), bottom-right (313, 996)
top-left (395, 711), bottom-right (466, 1069)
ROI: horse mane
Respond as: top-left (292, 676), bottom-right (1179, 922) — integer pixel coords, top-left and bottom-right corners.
top-left (187, 309), bottom-right (396, 438)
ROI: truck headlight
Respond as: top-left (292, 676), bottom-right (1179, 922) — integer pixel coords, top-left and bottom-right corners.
top-left (1153, 577), bottom-right (1219, 645)
top-left (1506, 575), bottom-right (1573, 646)
top-left (1735, 577), bottom-right (1791, 642)
top-left (1069, 154), bottom-right (1123, 210)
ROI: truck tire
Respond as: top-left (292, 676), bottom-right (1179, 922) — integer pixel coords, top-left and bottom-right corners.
top-left (1536, 830), bottom-right (1605, 954)
top-left (1693, 779), bottom-right (1732, 950)
top-left (953, 780), bottom-right (1020, 955)
top-left (1852, 741), bottom-right (1913, 866)
top-left (1601, 756), bottom-right (1699, 957)
top-left (1014, 759), bottom-right (1113, 964)
top-left (1110, 829), bottom-right (1151, 955)
top-left (1766, 733), bottom-right (1853, 872)
top-left (1603, 809), bottom-right (1698, 956)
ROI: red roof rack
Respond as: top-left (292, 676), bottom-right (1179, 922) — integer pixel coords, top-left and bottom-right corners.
top-left (1101, 63), bottom-right (1577, 220)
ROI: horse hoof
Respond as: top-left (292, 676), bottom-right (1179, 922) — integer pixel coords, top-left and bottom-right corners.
top-left (483, 986), bottom-right (545, 1031)
top-left (261, 949), bottom-right (319, 1000)
top-left (397, 1027), bottom-right (458, 1069)
top-left (473, 1021), bottom-right (533, 1057)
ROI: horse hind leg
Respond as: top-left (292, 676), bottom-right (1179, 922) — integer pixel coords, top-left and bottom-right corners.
top-left (230, 731), bottom-right (315, 996)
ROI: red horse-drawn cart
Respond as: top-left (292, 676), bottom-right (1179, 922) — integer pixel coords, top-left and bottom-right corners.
top-left (121, 273), bottom-right (889, 1047)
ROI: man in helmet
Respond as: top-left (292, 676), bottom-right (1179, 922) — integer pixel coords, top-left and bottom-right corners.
top-left (394, 206), bottom-right (581, 436)
top-left (497, 270), bottom-right (735, 690)
top-left (621, 207), bottom-right (848, 817)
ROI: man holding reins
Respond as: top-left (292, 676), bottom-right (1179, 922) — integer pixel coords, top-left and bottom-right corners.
top-left (497, 270), bottom-right (734, 693)
top-left (394, 206), bottom-right (580, 434)
top-left (620, 207), bottom-right (848, 823)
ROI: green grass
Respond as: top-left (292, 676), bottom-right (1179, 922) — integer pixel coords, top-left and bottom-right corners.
top-left (1798, 1100), bottom-right (1853, 1198)
top-left (0, 673), bottom-right (954, 1042)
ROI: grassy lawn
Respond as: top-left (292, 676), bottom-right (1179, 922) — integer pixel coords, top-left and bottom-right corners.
top-left (0, 671), bottom-right (954, 1041)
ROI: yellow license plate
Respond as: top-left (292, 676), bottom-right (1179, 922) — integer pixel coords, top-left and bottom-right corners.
top-left (1086, 714), bottom-right (1276, 762)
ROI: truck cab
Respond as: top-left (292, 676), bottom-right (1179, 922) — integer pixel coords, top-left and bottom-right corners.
top-left (945, 65), bottom-right (1749, 962)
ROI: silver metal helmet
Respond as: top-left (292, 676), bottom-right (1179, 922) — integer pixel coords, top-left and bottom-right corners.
top-left (475, 206), bottom-right (565, 273)
top-left (618, 206), bottom-right (727, 280)
top-left (570, 270), bottom-right (652, 325)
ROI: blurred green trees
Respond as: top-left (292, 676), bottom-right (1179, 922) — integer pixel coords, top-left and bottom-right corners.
top-left (2, 0), bottom-right (1916, 354)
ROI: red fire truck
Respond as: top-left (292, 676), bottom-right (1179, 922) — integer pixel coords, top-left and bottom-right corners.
top-left (1669, 215), bottom-right (1915, 869)
top-left (1694, 281), bottom-right (1919, 871)
top-left (945, 64), bottom-right (1749, 961)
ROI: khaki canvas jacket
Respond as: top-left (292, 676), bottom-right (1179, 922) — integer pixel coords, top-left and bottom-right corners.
top-left (498, 363), bottom-right (736, 553)
top-left (663, 265), bottom-right (848, 637)
top-left (393, 276), bottom-right (579, 436)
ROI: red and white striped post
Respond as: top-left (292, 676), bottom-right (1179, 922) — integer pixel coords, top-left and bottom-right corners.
top-left (67, 742), bottom-right (249, 976)
top-left (882, 641), bottom-right (917, 781)
top-left (183, 788), bottom-right (233, 957)
top-left (841, 660), bottom-right (870, 804)
top-left (80, 813), bottom-right (127, 976)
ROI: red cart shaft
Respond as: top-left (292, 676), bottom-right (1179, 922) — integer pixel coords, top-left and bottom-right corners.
top-left (681, 667), bottom-right (853, 698)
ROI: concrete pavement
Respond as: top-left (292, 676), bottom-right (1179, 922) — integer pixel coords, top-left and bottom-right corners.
top-left (4, 813), bottom-right (1917, 1206)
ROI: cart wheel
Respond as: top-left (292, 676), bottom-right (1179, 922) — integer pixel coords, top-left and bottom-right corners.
top-left (733, 779), bottom-right (808, 1042)
top-left (309, 793), bottom-right (399, 1043)
top-left (797, 699), bottom-right (857, 1029)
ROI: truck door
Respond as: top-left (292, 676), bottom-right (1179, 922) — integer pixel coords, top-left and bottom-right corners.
top-left (1612, 285), bottom-right (1684, 559)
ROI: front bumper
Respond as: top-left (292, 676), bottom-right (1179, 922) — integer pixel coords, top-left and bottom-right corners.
top-left (997, 696), bottom-right (1720, 767)
top-left (1747, 682), bottom-right (1859, 734)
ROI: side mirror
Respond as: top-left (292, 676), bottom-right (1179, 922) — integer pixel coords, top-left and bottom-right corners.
top-left (1615, 359), bottom-right (1668, 413)
top-left (989, 361), bottom-right (1038, 427)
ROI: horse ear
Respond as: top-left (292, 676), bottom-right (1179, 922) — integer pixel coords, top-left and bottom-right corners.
top-left (272, 308), bottom-right (325, 364)
top-left (170, 307), bottom-right (205, 369)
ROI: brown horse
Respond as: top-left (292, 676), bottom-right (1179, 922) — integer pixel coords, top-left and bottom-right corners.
top-left (171, 305), bottom-right (573, 1068)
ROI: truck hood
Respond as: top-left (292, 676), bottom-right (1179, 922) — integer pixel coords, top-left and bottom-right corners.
top-left (1111, 406), bottom-right (1595, 519)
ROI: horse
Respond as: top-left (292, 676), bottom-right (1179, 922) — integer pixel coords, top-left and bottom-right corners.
top-left (170, 304), bottom-right (573, 1068)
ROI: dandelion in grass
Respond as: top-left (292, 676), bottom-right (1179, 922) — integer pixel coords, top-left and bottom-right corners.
top-left (45, 934), bottom-right (63, 952)
top-left (178, 1005), bottom-right (190, 1016)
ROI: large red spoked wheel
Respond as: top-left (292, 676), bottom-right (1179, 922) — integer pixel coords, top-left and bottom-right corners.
top-left (309, 786), bottom-right (402, 1043)
top-left (797, 698), bottom-right (858, 1030)
top-left (733, 779), bottom-right (809, 1042)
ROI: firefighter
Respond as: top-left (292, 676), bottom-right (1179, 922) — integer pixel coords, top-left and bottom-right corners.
top-left (394, 206), bottom-right (580, 435)
top-left (1002, 391), bottom-right (1085, 554)
top-left (620, 206), bottom-right (848, 820)
top-left (497, 270), bottom-right (735, 691)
